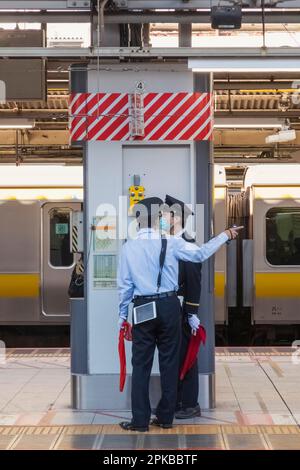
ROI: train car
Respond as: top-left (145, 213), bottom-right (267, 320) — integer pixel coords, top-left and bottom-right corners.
top-left (0, 163), bottom-right (233, 343)
top-left (214, 165), bottom-right (228, 326)
top-left (0, 165), bottom-right (83, 326)
top-left (10, 161), bottom-right (298, 346)
top-left (242, 164), bottom-right (300, 341)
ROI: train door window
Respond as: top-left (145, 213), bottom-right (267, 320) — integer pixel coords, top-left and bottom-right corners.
top-left (266, 207), bottom-right (300, 265)
top-left (49, 208), bottom-right (73, 267)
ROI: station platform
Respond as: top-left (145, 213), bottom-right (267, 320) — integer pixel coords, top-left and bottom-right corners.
top-left (1, 347), bottom-right (300, 450)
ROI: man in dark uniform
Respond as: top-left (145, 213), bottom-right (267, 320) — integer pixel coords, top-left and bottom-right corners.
top-left (165, 194), bottom-right (202, 419)
top-left (118, 197), bottom-right (239, 431)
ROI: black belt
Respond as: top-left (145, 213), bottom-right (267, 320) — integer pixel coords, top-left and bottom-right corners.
top-left (134, 290), bottom-right (177, 301)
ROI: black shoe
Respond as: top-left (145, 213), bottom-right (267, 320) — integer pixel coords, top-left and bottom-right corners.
top-left (174, 405), bottom-right (201, 419)
top-left (119, 421), bottom-right (149, 432)
top-left (150, 418), bottom-right (173, 429)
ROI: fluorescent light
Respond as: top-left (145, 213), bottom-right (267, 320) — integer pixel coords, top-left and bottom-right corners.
top-left (189, 58), bottom-right (300, 73)
top-left (265, 128), bottom-right (296, 143)
top-left (214, 118), bottom-right (283, 129)
top-left (0, 119), bottom-right (35, 129)
top-left (193, 68), bottom-right (300, 73)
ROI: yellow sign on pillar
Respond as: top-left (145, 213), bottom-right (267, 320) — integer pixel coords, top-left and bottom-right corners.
top-left (129, 184), bottom-right (145, 209)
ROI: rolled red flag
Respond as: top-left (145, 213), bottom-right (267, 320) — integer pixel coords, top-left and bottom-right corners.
top-left (118, 321), bottom-right (132, 392)
top-left (179, 325), bottom-right (206, 381)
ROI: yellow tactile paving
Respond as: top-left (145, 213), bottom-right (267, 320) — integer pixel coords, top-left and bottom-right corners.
top-left (221, 425), bottom-right (261, 434)
top-left (22, 426), bottom-right (63, 436)
top-left (3, 347), bottom-right (296, 358)
top-left (2, 424), bottom-right (300, 435)
top-left (261, 425), bottom-right (300, 435)
top-left (0, 426), bottom-right (24, 436)
top-left (1, 425), bottom-right (300, 449)
top-left (62, 425), bottom-right (103, 435)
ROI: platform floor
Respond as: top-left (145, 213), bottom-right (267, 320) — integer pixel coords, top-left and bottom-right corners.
top-left (1, 347), bottom-right (300, 449)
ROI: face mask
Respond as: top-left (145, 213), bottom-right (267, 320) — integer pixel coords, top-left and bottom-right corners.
top-left (159, 217), bottom-right (171, 232)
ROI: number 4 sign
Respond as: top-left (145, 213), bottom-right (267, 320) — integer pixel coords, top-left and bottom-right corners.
top-left (135, 81), bottom-right (145, 92)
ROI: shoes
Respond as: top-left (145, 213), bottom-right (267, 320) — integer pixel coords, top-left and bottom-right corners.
top-left (174, 404), bottom-right (201, 419)
top-left (119, 421), bottom-right (149, 432)
top-left (150, 418), bottom-right (173, 429)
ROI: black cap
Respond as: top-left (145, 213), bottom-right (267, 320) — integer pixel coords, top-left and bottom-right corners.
top-left (165, 194), bottom-right (194, 221)
top-left (133, 197), bottom-right (163, 228)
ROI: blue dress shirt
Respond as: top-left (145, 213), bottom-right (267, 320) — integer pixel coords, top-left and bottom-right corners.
top-left (117, 228), bottom-right (229, 319)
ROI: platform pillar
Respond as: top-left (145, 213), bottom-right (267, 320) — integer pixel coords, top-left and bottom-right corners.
top-left (194, 72), bottom-right (216, 409)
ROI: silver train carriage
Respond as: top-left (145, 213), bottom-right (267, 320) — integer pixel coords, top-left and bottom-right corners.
top-left (242, 164), bottom-right (300, 329)
top-left (0, 165), bottom-right (83, 325)
top-left (0, 164), bottom-right (228, 328)
top-left (8, 162), bottom-right (299, 340)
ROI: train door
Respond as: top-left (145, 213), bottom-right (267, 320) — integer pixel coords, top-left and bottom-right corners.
top-left (41, 202), bottom-right (81, 321)
top-left (214, 185), bottom-right (227, 324)
top-left (252, 190), bottom-right (300, 324)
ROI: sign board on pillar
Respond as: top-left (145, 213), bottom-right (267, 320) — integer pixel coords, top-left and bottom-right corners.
top-left (69, 92), bottom-right (214, 142)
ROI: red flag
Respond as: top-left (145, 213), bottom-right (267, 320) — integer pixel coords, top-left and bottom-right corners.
top-left (179, 325), bottom-right (206, 381)
top-left (118, 321), bottom-right (132, 392)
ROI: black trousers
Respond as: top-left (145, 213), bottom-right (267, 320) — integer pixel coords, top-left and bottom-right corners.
top-left (131, 295), bottom-right (181, 427)
top-left (177, 316), bottom-right (199, 409)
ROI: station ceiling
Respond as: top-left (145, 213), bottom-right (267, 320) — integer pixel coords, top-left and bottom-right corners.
top-left (1, 2), bottom-right (300, 164)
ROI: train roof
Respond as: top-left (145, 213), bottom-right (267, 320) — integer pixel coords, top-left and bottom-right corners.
top-left (244, 164), bottom-right (300, 188)
top-left (0, 165), bottom-right (83, 187)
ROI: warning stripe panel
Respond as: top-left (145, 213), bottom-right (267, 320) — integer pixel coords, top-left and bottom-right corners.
top-left (70, 92), bottom-right (213, 142)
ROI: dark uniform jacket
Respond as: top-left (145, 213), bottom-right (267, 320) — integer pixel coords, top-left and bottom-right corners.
top-left (177, 232), bottom-right (202, 316)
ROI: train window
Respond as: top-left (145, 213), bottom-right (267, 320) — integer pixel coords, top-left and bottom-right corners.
top-left (266, 208), bottom-right (300, 266)
top-left (49, 208), bottom-right (73, 267)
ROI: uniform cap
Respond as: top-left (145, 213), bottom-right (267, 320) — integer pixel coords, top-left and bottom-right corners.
top-left (165, 194), bottom-right (194, 219)
top-left (133, 197), bottom-right (164, 228)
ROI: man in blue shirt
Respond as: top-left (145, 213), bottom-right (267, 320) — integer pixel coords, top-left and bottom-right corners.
top-left (118, 197), bottom-right (241, 432)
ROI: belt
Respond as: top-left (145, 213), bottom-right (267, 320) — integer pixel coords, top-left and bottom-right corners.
top-left (134, 290), bottom-right (177, 301)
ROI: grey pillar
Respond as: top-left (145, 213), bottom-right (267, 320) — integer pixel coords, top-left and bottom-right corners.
top-left (91, 10), bottom-right (120, 47)
top-left (194, 72), bottom-right (215, 410)
top-left (70, 65), bottom-right (89, 407)
top-left (179, 23), bottom-right (192, 47)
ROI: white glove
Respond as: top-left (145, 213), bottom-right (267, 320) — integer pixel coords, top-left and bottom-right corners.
top-left (188, 314), bottom-right (200, 334)
top-left (118, 316), bottom-right (127, 331)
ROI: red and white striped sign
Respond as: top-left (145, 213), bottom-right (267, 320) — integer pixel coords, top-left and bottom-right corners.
top-left (69, 92), bottom-right (213, 142)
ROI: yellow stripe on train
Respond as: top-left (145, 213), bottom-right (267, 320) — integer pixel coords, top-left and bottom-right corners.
top-left (215, 272), bottom-right (225, 297)
top-left (0, 274), bottom-right (40, 298)
top-left (255, 273), bottom-right (300, 297)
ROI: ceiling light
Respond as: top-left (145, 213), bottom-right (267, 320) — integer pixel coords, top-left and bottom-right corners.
top-left (214, 118), bottom-right (283, 129)
top-left (265, 121), bottom-right (296, 143)
top-left (189, 58), bottom-right (300, 73)
top-left (0, 119), bottom-right (35, 129)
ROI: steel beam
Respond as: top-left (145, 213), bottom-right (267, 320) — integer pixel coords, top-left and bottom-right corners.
top-left (104, 11), bottom-right (300, 23)
top-left (1, 46), bottom-right (300, 58)
top-left (112, 0), bottom-right (300, 9)
top-left (2, 110), bottom-right (300, 119)
top-left (1, 10), bottom-right (300, 23)
top-left (0, 129), bottom-right (69, 145)
top-left (0, 1), bottom-right (91, 9)
top-left (0, 12), bottom-right (91, 22)
top-left (0, 1), bottom-right (296, 9)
